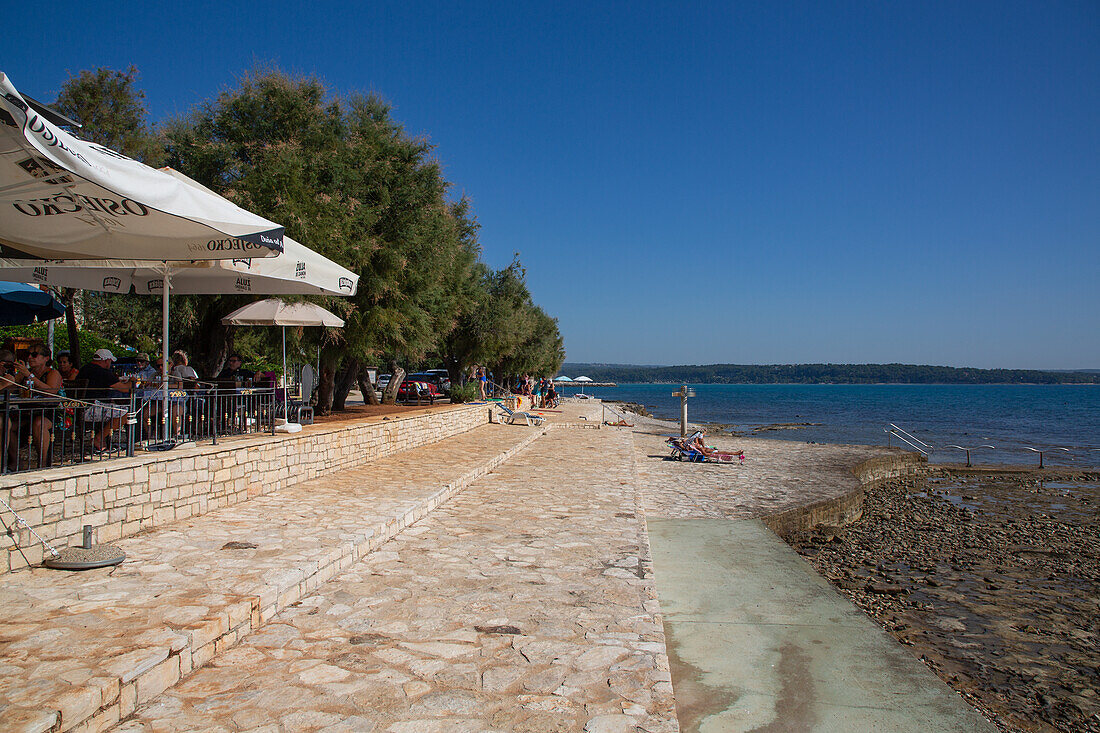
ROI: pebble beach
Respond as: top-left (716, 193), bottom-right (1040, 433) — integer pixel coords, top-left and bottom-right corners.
top-left (784, 470), bottom-right (1100, 732)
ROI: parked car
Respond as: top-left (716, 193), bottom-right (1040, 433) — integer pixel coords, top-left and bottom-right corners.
top-left (376, 373), bottom-right (392, 391)
top-left (396, 379), bottom-right (436, 404)
top-left (409, 371), bottom-right (451, 396)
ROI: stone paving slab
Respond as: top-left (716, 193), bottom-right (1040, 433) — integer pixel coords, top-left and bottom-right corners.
top-left (630, 426), bottom-right (895, 519)
top-left (120, 428), bottom-right (679, 733)
top-left (0, 423), bottom-right (541, 733)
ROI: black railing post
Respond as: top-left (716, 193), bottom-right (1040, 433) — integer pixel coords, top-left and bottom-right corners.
top-left (127, 391), bottom-right (136, 457)
top-left (2, 390), bottom-right (10, 475)
top-left (209, 388), bottom-right (217, 446)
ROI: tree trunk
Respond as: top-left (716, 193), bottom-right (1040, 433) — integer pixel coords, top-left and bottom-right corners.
top-left (359, 367), bottom-right (380, 405)
top-left (316, 362), bottom-right (336, 416)
top-left (382, 359), bottom-right (405, 405)
top-left (63, 289), bottom-right (80, 363)
top-left (199, 312), bottom-right (231, 380)
top-left (444, 355), bottom-right (463, 388)
top-left (331, 357), bottom-right (359, 412)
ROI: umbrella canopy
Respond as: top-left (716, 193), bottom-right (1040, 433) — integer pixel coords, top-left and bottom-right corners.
top-left (553, 376), bottom-right (573, 382)
top-left (0, 235), bottom-right (359, 296)
top-left (0, 72), bottom-right (284, 260)
top-left (574, 376), bottom-right (593, 382)
top-left (222, 299), bottom-right (344, 426)
top-left (221, 299), bottom-right (344, 328)
top-left (0, 282), bottom-right (64, 325)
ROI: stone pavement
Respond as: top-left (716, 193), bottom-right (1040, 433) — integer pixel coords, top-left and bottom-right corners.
top-left (630, 425), bottom-right (893, 519)
top-left (0, 423), bottom-right (542, 733)
top-left (0, 400), bottom-right (994, 732)
top-left (120, 426), bottom-right (678, 732)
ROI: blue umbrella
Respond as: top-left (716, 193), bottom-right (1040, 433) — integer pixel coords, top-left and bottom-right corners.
top-left (0, 282), bottom-right (65, 326)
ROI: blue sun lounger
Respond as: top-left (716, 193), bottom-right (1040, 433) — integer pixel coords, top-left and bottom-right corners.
top-left (497, 404), bottom-right (546, 427)
top-left (667, 432), bottom-right (743, 464)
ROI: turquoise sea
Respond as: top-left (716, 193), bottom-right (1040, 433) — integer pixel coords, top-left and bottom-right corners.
top-left (573, 383), bottom-right (1100, 468)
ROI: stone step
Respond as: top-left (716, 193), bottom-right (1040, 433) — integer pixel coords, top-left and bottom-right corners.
top-left (0, 422), bottom-right (544, 733)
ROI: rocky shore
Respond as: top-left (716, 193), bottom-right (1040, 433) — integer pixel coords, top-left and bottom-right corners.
top-left (783, 471), bottom-right (1100, 733)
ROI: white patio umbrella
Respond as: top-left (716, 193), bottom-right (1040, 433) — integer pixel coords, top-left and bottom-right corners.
top-left (0, 160), bottom-right (356, 433)
top-left (552, 375), bottom-right (572, 395)
top-left (0, 235), bottom-right (358, 296)
top-left (221, 299), bottom-right (345, 427)
top-left (0, 72), bottom-right (284, 260)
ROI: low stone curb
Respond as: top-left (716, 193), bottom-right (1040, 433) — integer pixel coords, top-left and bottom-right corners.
top-left (762, 451), bottom-right (925, 537)
top-left (10, 429), bottom-right (546, 733)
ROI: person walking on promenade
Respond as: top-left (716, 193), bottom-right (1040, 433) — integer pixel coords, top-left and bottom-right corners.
top-left (477, 366), bottom-right (487, 400)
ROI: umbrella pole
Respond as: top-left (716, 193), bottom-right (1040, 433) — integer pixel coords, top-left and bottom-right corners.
top-left (282, 325), bottom-right (288, 422)
top-left (161, 266), bottom-right (170, 441)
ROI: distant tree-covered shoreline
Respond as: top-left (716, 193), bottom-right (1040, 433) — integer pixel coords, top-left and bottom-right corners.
top-left (559, 363), bottom-right (1100, 385)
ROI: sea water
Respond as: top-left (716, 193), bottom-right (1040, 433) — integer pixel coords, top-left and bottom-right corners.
top-left (580, 383), bottom-right (1100, 467)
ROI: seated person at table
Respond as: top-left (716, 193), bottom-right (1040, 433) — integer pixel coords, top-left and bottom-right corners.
top-left (133, 353), bottom-right (158, 382)
top-left (56, 351), bottom-right (80, 382)
top-left (77, 349), bottom-right (133, 452)
top-left (5, 346), bottom-right (63, 468)
top-left (217, 354), bottom-right (255, 382)
top-left (168, 350), bottom-right (199, 385)
top-left (0, 350), bottom-right (21, 395)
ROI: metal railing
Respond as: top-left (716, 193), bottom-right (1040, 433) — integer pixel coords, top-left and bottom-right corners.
top-left (886, 423), bottom-right (1095, 468)
top-left (1, 379), bottom-right (277, 475)
top-left (885, 423), bottom-right (934, 456)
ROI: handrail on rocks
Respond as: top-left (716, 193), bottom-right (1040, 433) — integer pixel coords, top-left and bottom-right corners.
top-left (885, 423), bottom-right (933, 456)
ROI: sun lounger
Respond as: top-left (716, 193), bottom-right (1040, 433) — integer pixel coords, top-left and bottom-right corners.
top-left (497, 404), bottom-right (546, 427)
top-left (667, 433), bottom-right (744, 464)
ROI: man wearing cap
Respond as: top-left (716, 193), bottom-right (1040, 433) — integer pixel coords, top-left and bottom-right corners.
top-left (133, 353), bottom-right (158, 382)
top-left (76, 349), bottom-right (133, 452)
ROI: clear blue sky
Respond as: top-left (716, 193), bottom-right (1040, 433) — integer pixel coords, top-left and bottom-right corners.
top-left (7, 1), bottom-right (1098, 369)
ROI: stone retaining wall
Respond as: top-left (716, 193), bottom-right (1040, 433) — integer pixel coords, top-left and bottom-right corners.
top-left (0, 404), bottom-right (492, 573)
top-left (763, 451), bottom-right (926, 538)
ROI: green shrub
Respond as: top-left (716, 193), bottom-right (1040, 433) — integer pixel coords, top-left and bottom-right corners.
top-left (448, 382), bottom-right (480, 404)
top-left (0, 324), bottom-right (132, 364)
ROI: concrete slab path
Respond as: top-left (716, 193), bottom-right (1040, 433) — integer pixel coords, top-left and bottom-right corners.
top-left (648, 518), bottom-right (996, 732)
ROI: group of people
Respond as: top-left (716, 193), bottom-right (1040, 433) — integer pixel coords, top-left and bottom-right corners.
top-left (0, 346), bottom-right (265, 467)
top-left (515, 374), bottom-right (559, 408)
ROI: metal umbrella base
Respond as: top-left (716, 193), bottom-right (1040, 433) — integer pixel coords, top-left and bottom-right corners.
top-left (44, 526), bottom-right (126, 570)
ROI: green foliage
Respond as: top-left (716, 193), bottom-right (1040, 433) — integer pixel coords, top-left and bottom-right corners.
top-left (54, 66), bottom-right (164, 165)
top-left (441, 255), bottom-right (564, 379)
top-left (0, 324), bottom-right (132, 364)
top-left (41, 65), bottom-right (566, 403)
top-left (82, 292), bottom-right (161, 351)
top-left (160, 70), bottom-right (484, 381)
top-left (447, 382), bottom-right (480, 404)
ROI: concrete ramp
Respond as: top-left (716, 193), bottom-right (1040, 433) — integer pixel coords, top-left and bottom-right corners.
top-left (648, 518), bottom-right (995, 732)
